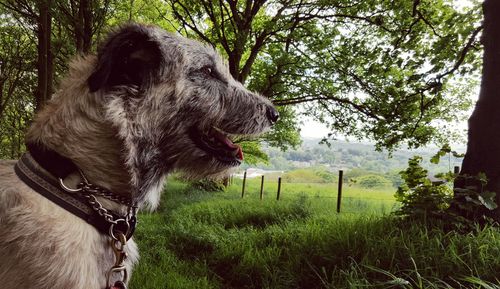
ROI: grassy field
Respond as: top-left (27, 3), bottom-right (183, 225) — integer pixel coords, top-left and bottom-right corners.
top-left (129, 177), bottom-right (500, 289)
top-left (227, 176), bottom-right (398, 215)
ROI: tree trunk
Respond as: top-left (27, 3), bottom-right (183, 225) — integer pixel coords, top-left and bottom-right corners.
top-left (75, 0), bottom-right (83, 52)
top-left (82, 0), bottom-right (92, 53)
top-left (454, 0), bottom-right (500, 221)
top-left (35, 0), bottom-right (52, 112)
top-left (47, 6), bottom-right (53, 98)
top-left (73, 0), bottom-right (92, 54)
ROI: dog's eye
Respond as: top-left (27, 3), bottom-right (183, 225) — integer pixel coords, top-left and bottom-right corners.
top-left (200, 66), bottom-right (214, 77)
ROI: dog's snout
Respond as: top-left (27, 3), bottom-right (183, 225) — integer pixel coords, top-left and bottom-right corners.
top-left (266, 106), bottom-right (279, 124)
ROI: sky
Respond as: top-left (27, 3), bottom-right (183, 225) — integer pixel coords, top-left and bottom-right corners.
top-left (300, 0), bottom-right (477, 139)
top-left (300, 117), bottom-right (330, 138)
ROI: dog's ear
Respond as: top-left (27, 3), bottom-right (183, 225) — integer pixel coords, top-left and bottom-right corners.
top-left (88, 24), bottom-right (163, 92)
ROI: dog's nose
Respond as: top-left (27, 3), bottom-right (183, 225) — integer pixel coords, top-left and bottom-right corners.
top-left (266, 106), bottom-right (279, 124)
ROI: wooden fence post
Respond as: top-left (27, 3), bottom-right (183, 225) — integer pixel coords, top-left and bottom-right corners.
top-left (276, 177), bottom-right (282, 200)
top-left (260, 175), bottom-right (265, 200)
top-left (241, 170), bottom-right (247, 198)
top-left (337, 170), bottom-right (343, 213)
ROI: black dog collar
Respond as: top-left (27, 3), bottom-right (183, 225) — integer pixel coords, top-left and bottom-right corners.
top-left (14, 149), bottom-right (136, 239)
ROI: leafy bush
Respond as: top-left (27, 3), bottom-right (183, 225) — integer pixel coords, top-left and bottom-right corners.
top-left (452, 172), bottom-right (498, 222)
top-left (344, 168), bottom-right (374, 179)
top-left (314, 168), bottom-right (336, 182)
top-left (189, 179), bottom-right (226, 192)
top-left (394, 156), bottom-right (453, 219)
top-left (356, 174), bottom-right (391, 188)
top-left (428, 144), bottom-right (497, 223)
top-left (395, 148), bottom-right (498, 225)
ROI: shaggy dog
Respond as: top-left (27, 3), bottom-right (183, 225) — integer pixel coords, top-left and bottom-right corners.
top-left (0, 23), bottom-right (278, 289)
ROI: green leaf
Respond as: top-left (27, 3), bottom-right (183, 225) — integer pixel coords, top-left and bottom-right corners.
top-left (478, 191), bottom-right (498, 210)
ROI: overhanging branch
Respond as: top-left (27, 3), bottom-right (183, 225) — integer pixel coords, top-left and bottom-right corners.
top-left (436, 24), bottom-right (484, 82)
top-left (273, 94), bottom-right (380, 120)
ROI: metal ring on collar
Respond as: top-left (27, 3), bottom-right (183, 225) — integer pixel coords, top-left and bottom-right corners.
top-left (59, 178), bottom-right (83, 193)
top-left (59, 169), bottom-right (89, 193)
top-left (109, 219), bottom-right (131, 241)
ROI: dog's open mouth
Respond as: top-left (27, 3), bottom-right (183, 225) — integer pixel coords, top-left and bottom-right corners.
top-left (189, 126), bottom-right (243, 165)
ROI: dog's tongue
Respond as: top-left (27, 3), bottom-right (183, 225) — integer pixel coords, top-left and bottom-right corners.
top-left (235, 145), bottom-right (244, 160)
top-left (212, 128), bottom-right (244, 160)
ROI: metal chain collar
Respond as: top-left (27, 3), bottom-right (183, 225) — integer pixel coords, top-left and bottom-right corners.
top-left (58, 169), bottom-right (133, 207)
top-left (59, 171), bottom-right (137, 289)
top-left (82, 193), bottom-right (118, 224)
top-left (78, 183), bottom-right (136, 289)
top-left (79, 182), bottom-right (134, 207)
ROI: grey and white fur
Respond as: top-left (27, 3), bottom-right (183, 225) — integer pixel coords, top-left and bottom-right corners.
top-left (0, 23), bottom-right (278, 289)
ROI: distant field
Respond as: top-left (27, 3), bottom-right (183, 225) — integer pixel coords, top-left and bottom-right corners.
top-left (129, 177), bottom-right (500, 289)
top-left (227, 177), bottom-right (398, 215)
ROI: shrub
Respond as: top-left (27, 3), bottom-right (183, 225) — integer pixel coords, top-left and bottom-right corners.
top-left (395, 150), bottom-right (498, 224)
top-left (394, 156), bottom-right (452, 219)
top-left (356, 174), bottom-right (391, 188)
top-left (189, 179), bottom-right (226, 192)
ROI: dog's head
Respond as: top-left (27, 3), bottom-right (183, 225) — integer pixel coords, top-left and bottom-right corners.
top-left (87, 23), bottom-right (278, 197)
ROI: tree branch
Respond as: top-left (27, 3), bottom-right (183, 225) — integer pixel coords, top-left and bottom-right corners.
top-left (436, 24), bottom-right (484, 82)
top-left (170, 0), bottom-right (215, 46)
top-left (274, 94), bottom-right (380, 120)
top-left (215, 0), bottom-right (232, 53)
top-left (1, 0), bottom-right (37, 20)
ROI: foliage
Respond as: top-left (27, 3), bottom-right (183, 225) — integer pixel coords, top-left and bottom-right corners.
top-left (314, 168), bottom-right (336, 183)
top-left (395, 149), bottom-right (498, 224)
top-left (394, 156), bottom-right (453, 219)
top-left (0, 0), bottom-right (484, 158)
top-left (106, 0), bottom-right (176, 28)
top-left (239, 140), bottom-right (269, 165)
top-left (0, 22), bottom-right (36, 159)
top-left (166, 0), bottom-right (481, 151)
top-left (285, 150), bottom-right (313, 162)
top-left (281, 167), bottom-right (336, 183)
top-left (453, 173), bottom-right (498, 213)
top-left (430, 144), bottom-right (497, 215)
top-left (262, 105), bottom-right (301, 151)
top-left (254, 139), bottom-right (464, 178)
top-left (355, 174), bottom-right (392, 188)
top-left (344, 168), bottom-right (376, 180)
top-left (188, 179), bottom-right (226, 192)
top-left (430, 143), bottom-right (465, 164)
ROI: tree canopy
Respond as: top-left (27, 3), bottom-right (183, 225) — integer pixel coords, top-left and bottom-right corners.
top-left (0, 0), bottom-right (482, 160)
top-left (166, 0), bottom-right (482, 150)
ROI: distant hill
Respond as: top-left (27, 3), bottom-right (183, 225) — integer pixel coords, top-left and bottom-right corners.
top-left (242, 138), bottom-right (465, 175)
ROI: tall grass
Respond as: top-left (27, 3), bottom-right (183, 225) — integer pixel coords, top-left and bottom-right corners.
top-left (130, 177), bottom-right (500, 289)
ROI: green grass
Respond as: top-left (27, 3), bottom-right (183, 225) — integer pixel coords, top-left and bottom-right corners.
top-left (228, 177), bottom-right (398, 215)
top-left (129, 177), bottom-right (500, 289)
